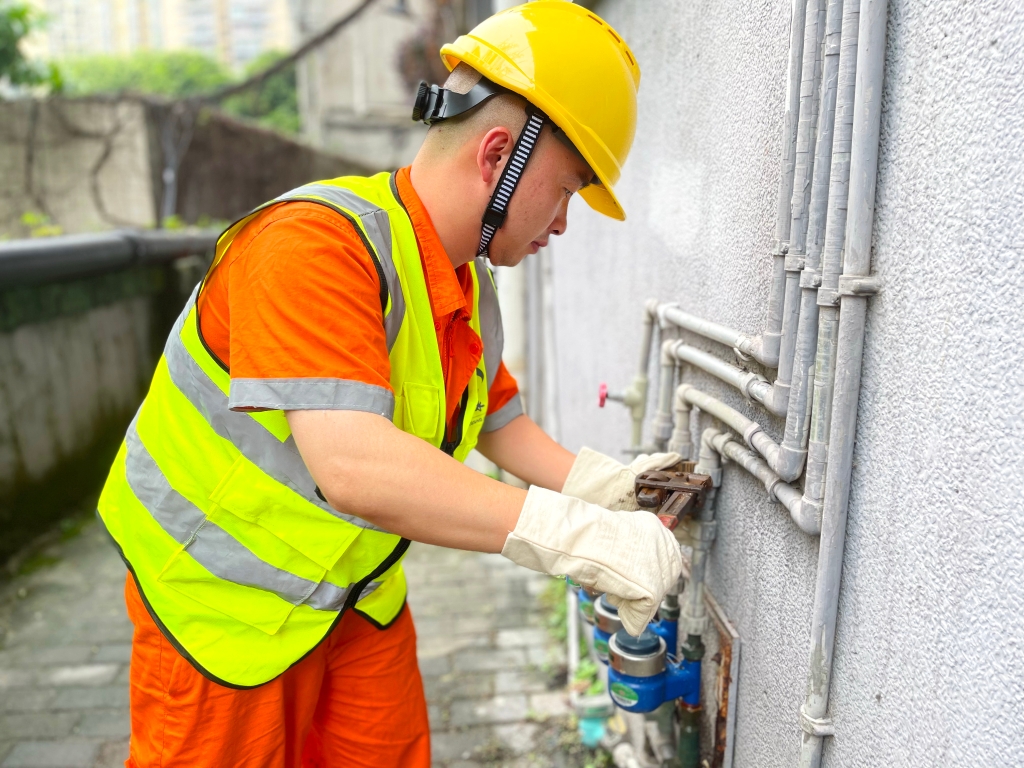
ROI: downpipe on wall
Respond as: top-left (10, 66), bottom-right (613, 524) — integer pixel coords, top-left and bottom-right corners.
top-left (798, 0), bottom-right (887, 763)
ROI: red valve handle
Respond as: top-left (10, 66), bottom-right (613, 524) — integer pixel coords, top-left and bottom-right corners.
top-left (598, 382), bottom-right (608, 408)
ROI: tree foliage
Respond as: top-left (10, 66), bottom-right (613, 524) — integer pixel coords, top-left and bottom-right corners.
top-left (61, 50), bottom-right (233, 98)
top-left (221, 51), bottom-right (300, 134)
top-left (59, 49), bottom-right (300, 135)
top-left (0, 1), bottom-right (60, 90)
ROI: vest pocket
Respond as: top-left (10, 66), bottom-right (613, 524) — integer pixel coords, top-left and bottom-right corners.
top-left (157, 539), bottom-right (298, 636)
top-left (208, 455), bottom-right (361, 572)
top-left (397, 382), bottom-right (442, 442)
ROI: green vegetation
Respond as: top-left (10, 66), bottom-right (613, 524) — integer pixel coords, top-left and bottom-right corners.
top-left (60, 49), bottom-right (232, 97)
top-left (0, 1), bottom-right (61, 91)
top-left (59, 48), bottom-right (300, 134)
top-left (19, 211), bottom-right (62, 238)
top-left (222, 50), bottom-right (300, 134)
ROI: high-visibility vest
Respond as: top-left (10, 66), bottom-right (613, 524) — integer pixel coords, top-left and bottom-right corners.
top-left (98, 172), bottom-right (510, 687)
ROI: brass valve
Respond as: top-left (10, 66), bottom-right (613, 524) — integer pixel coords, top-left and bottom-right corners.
top-left (634, 463), bottom-right (713, 531)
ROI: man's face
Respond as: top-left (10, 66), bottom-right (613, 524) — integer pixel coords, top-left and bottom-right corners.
top-left (485, 128), bottom-right (594, 268)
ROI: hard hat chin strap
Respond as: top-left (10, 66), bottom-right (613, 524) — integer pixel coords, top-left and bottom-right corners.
top-left (477, 106), bottom-right (548, 258)
top-left (410, 77), bottom-right (550, 260)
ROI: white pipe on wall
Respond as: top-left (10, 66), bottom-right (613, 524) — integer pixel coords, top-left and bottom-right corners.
top-left (798, 0), bottom-right (886, 763)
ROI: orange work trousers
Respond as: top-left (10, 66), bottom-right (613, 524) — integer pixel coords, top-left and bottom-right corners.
top-left (124, 575), bottom-right (430, 768)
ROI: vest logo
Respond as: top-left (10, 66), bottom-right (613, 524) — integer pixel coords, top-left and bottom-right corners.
top-left (475, 402), bottom-right (485, 412)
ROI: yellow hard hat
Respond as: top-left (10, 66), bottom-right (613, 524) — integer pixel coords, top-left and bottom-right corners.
top-left (440, 0), bottom-right (640, 221)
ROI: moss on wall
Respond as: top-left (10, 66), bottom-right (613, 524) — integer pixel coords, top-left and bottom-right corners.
top-left (0, 262), bottom-right (192, 566)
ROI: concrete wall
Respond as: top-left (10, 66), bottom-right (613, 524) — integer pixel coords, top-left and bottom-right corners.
top-left (0, 261), bottom-right (202, 566)
top-left (0, 97), bottom-right (373, 239)
top-left (0, 99), bottom-right (157, 239)
top-left (548, 1), bottom-right (1024, 765)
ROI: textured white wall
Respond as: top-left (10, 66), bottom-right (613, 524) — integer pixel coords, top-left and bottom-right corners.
top-left (549, 1), bottom-right (1024, 765)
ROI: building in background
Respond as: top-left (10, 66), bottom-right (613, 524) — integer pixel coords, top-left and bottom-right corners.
top-left (294, 0), bottom-right (491, 169)
top-left (24, 0), bottom-right (295, 70)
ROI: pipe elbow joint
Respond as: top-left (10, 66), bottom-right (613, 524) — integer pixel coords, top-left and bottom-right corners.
top-left (738, 333), bottom-right (781, 369)
top-left (776, 443), bottom-right (807, 483)
top-left (792, 495), bottom-right (822, 536)
top-left (753, 381), bottom-right (789, 417)
top-left (656, 301), bottom-right (680, 330)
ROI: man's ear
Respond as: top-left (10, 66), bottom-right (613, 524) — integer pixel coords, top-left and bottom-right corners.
top-left (477, 127), bottom-right (514, 187)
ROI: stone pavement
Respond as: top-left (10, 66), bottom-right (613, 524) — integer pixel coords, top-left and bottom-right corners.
top-left (0, 518), bottom-right (577, 768)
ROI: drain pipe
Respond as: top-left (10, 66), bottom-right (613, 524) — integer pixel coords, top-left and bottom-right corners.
top-left (798, 0), bottom-right (886, 763)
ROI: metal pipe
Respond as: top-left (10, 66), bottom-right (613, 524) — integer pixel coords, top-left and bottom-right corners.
top-left (678, 428), bottom-right (722, 643)
top-left (525, 251), bottom-right (544, 423)
top-left (759, 0), bottom-right (812, 366)
top-left (775, 0), bottom-right (810, 254)
top-left (772, 0), bottom-right (829, 430)
top-left (799, 0), bottom-right (887, 762)
top-left (788, 0), bottom-right (828, 258)
top-left (670, 387), bottom-right (819, 535)
top-left (540, 247), bottom-right (561, 442)
top-left (0, 228), bottom-right (218, 288)
top-left (659, 304), bottom-right (749, 353)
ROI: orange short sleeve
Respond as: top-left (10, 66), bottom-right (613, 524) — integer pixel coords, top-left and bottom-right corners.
top-left (483, 361), bottom-right (523, 432)
top-left (197, 203), bottom-right (394, 416)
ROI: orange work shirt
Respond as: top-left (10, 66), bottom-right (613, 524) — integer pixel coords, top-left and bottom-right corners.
top-left (195, 166), bottom-right (521, 437)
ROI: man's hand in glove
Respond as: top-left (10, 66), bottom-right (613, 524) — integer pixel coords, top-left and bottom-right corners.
top-left (561, 448), bottom-right (683, 511)
top-left (501, 486), bottom-right (682, 636)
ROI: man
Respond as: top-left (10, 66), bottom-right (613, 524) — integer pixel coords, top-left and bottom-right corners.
top-left (98, 2), bottom-right (683, 766)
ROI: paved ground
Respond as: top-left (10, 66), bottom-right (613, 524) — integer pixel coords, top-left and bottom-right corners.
top-left (0, 517), bottom-right (578, 768)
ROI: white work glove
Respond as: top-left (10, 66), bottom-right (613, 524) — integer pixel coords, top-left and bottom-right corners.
top-left (561, 447), bottom-right (683, 511)
top-left (502, 486), bottom-right (683, 636)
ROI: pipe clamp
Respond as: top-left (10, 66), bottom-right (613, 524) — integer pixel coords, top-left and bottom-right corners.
top-left (837, 274), bottom-right (881, 296)
top-left (656, 302), bottom-right (680, 329)
top-left (784, 253), bottom-right (806, 272)
top-left (799, 706), bottom-right (835, 737)
top-left (800, 269), bottom-right (822, 289)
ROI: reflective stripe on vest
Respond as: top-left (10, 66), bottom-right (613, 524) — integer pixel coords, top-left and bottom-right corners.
top-left (98, 172), bottom-right (504, 687)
